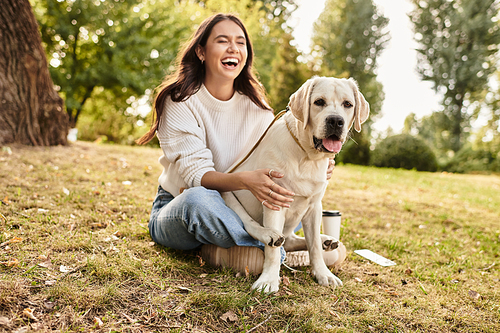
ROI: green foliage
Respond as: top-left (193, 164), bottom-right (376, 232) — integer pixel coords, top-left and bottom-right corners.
top-left (33, 0), bottom-right (297, 142)
top-left (311, 0), bottom-right (389, 126)
top-left (269, 33), bottom-right (310, 112)
top-left (442, 145), bottom-right (500, 174)
top-left (371, 134), bottom-right (438, 172)
top-left (408, 0), bottom-right (500, 152)
top-left (336, 134), bottom-right (371, 165)
top-left (33, 0), bottom-right (198, 126)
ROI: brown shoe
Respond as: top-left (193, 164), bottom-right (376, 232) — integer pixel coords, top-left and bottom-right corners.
top-left (201, 242), bottom-right (347, 273)
top-left (200, 244), bottom-right (264, 274)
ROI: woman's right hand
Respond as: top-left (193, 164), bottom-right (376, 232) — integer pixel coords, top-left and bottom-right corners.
top-left (238, 169), bottom-right (295, 211)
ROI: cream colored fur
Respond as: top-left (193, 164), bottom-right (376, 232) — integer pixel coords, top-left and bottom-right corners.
top-left (222, 77), bottom-right (370, 292)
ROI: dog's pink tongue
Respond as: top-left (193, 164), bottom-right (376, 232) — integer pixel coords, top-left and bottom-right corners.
top-left (322, 138), bottom-right (343, 153)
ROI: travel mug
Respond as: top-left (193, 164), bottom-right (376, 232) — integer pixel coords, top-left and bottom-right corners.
top-left (322, 210), bottom-right (341, 240)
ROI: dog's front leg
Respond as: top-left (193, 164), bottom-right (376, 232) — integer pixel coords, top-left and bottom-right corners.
top-left (303, 205), bottom-right (343, 288)
top-left (251, 208), bottom-right (286, 293)
top-left (222, 192), bottom-right (285, 247)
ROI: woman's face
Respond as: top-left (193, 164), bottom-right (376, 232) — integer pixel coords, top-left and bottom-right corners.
top-left (197, 20), bottom-right (248, 86)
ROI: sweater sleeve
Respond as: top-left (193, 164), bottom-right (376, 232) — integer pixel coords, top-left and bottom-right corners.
top-left (157, 99), bottom-right (215, 188)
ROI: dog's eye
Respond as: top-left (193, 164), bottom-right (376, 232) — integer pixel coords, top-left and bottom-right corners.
top-left (342, 101), bottom-right (353, 108)
top-left (314, 99), bottom-right (326, 107)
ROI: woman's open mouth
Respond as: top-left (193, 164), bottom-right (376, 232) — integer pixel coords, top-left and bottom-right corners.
top-left (221, 58), bottom-right (239, 69)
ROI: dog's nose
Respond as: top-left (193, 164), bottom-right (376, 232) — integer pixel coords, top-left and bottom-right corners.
top-left (326, 115), bottom-right (344, 129)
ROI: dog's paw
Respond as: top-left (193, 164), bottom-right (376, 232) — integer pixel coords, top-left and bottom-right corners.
top-left (251, 275), bottom-right (280, 293)
top-left (320, 235), bottom-right (339, 251)
top-left (312, 267), bottom-right (343, 288)
top-left (260, 228), bottom-right (285, 247)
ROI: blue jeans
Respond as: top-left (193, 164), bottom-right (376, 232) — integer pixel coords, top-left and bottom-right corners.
top-left (149, 186), bottom-right (267, 251)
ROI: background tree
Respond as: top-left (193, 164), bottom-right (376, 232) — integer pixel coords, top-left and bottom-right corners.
top-left (33, 0), bottom-right (295, 143)
top-left (311, 0), bottom-right (389, 127)
top-left (269, 32), bottom-right (310, 112)
top-left (311, 0), bottom-right (389, 164)
top-left (409, 0), bottom-right (500, 153)
top-left (0, 0), bottom-right (68, 146)
top-left (33, 0), bottom-right (198, 128)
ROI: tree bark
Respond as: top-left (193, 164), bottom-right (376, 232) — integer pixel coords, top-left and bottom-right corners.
top-left (0, 0), bottom-right (68, 146)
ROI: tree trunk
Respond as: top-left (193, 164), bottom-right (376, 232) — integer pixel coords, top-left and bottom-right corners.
top-left (0, 0), bottom-right (68, 146)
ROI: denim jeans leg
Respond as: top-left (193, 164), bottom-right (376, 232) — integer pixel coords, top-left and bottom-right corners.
top-left (148, 186), bottom-right (265, 251)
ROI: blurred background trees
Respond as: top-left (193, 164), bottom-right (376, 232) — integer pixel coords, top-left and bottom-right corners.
top-left (408, 0), bottom-right (500, 153)
top-left (311, 0), bottom-right (390, 165)
top-left (17, 0), bottom-right (500, 173)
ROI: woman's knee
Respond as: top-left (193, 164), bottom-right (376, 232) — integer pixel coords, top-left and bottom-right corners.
top-left (179, 186), bottom-right (223, 209)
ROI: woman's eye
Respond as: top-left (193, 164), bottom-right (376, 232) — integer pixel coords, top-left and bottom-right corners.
top-left (314, 99), bottom-right (326, 107)
top-left (343, 101), bottom-right (353, 108)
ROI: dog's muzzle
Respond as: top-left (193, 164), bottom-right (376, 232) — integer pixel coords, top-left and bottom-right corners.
top-left (313, 115), bottom-right (344, 153)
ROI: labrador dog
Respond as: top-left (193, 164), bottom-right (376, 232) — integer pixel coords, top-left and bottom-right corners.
top-left (222, 76), bottom-right (370, 292)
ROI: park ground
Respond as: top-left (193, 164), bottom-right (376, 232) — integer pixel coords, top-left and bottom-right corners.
top-left (0, 141), bottom-right (499, 332)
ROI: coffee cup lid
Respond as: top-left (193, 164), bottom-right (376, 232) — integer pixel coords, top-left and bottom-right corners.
top-left (322, 210), bottom-right (341, 216)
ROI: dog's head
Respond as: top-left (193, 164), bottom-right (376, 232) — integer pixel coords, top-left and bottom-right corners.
top-left (287, 76), bottom-right (370, 154)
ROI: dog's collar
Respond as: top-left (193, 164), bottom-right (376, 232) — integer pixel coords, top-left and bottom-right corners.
top-left (285, 114), bottom-right (306, 153)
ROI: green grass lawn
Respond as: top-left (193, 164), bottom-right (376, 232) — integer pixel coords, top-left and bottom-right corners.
top-left (1, 142), bottom-right (499, 332)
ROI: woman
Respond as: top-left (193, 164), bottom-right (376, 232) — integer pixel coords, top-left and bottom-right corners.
top-left (138, 13), bottom-right (334, 255)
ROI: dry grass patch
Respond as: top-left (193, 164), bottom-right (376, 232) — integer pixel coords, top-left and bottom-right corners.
top-left (0, 142), bottom-right (499, 332)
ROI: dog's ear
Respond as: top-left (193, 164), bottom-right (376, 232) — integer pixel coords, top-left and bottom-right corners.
top-left (288, 77), bottom-right (317, 129)
top-left (348, 78), bottom-right (370, 132)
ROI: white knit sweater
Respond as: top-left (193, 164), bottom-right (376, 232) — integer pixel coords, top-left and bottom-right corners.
top-left (157, 84), bottom-right (274, 196)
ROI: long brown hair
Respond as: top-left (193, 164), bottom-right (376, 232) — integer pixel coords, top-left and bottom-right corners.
top-left (137, 13), bottom-right (272, 145)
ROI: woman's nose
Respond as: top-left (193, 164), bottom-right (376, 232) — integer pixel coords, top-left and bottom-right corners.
top-left (228, 41), bottom-right (239, 53)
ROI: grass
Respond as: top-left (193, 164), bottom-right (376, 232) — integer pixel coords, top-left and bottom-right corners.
top-left (0, 141), bottom-right (499, 332)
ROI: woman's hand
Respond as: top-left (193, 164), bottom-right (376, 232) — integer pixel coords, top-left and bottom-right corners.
top-left (239, 169), bottom-right (295, 211)
top-left (327, 158), bottom-right (335, 180)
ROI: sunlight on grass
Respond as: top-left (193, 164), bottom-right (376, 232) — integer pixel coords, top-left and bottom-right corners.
top-left (0, 142), bottom-right (498, 332)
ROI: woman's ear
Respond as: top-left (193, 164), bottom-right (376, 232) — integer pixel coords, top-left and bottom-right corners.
top-left (195, 45), bottom-right (205, 63)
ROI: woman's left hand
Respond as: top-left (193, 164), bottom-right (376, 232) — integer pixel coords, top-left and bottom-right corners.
top-left (326, 157), bottom-right (335, 180)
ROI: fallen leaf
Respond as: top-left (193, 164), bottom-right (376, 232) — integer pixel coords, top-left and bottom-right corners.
top-left (220, 310), bottom-right (238, 322)
top-left (282, 276), bottom-right (290, 286)
top-left (1, 258), bottom-right (19, 267)
top-left (178, 286), bottom-right (192, 294)
top-left (244, 265), bottom-right (250, 278)
top-left (329, 310), bottom-right (340, 319)
top-left (13, 327), bottom-right (28, 333)
top-left (94, 316), bottom-right (104, 327)
top-left (405, 268), bottom-right (413, 275)
top-left (468, 290), bottom-right (481, 300)
top-left (197, 255), bottom-right (205, 267)
top-left (122, 312), bottom-right (136, 323)
top-left (22, 308), bottom-right (37, 321)
top-left (1, 237), bottom-right (23, 247)
top-left (38, 261), bottom-right (52, 269)
top-left (44, 301), bottom-right (55, 310)
top-left (0, 316), bottom-right (10, 325)
top-left (59, 265), bottom-right (71, 273)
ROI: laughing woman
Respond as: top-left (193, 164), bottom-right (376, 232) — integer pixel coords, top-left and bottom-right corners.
top-left (137, 13), bottom-right (334, 263)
